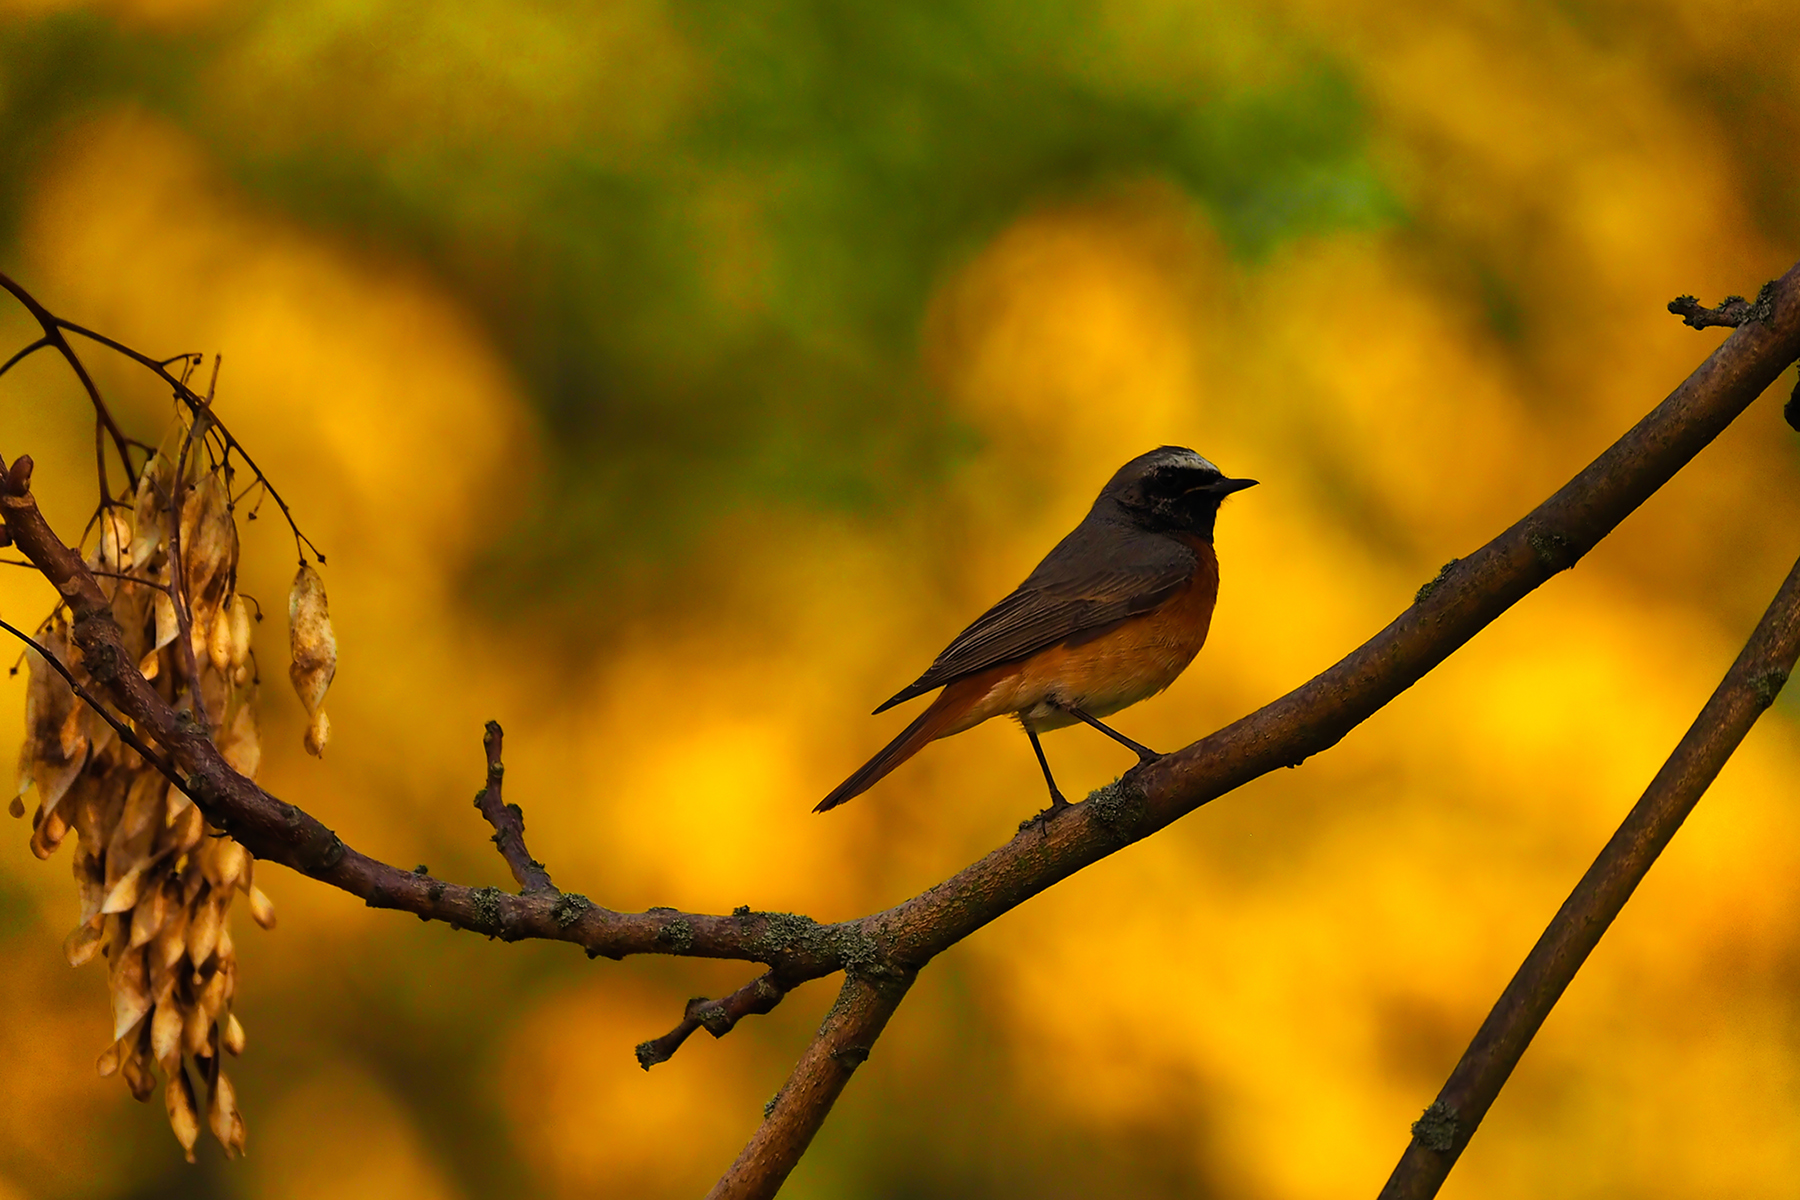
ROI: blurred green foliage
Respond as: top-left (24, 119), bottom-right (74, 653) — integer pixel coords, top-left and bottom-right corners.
top-left (0, 0), bottom-right (1388, 595)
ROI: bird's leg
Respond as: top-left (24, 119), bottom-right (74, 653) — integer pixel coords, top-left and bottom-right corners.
top-left (1057, 703), bottom-right (1162, 765)
top-left (1021, 725), bottom-right (1072, 828)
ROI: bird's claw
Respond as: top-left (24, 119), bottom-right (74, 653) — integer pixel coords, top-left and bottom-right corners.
top-left (1018, 790), bottom-right (1072, 834)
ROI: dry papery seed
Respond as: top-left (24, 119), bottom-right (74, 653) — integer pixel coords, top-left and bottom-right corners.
top-left (16, 463), bottom-right (271, 1161)
top-left (287, 562), bottom-right (336, 758)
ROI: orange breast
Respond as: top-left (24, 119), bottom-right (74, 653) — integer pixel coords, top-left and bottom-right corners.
top-left (937, 539), bottom-right (1220, 737)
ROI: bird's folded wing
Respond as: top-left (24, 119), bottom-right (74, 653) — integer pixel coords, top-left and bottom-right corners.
top-left (874, 520), bottom-right (1198, 712)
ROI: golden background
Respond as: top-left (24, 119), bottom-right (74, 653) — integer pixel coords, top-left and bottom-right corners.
top-left (2, 0), bottom-right (1800, 1196)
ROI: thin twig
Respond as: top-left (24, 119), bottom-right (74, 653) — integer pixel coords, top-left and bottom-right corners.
top-left (1379, 551), bottom-right (1800, 1198)
top-left (1667, 281), bottom-right (1778, 330)
top-left (0, 275), bottom-right (140, 498)
top-left (166, 398), bottom-right (211, 731)
top-left (636, 972), bottom-right (789, 1069)
top-left (472, 720), bottom-right (555, 894)
top-left (50, 309), bottom-right (324, 563)
top-left (0, 336), bottom-right (50, 380)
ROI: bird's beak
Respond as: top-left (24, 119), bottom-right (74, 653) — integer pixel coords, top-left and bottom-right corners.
top-left (1207, 477), bottom-right (1259, 496)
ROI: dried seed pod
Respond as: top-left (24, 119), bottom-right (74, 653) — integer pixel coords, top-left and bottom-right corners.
top-left (166, 1064), bottom-right (201, 1163)
top-left (221, 1012), bottom-right (246, 1056)
top-left (121, 1036), bottom-right (156, 1103)
top-left (96, 1037), bottom-right (124, 1079)
top-left (246, 885), bottom-right (276, 930)
top-left (208, 1068), bottom-right (245, 1158)
top-left (186, 893), bottom-right (222, 968)
top-left (21, 436), bottom-right (273, 1159)
top-left (218, 698), bottom-right (261, 781)
top-left (19, 618), bottom-right (88, 820)
top-left (150, 590), bottom-right (179, 659)
top-left (226, 596), bottom-right (253, 669)
top-left (29, 805), bottom-right (72, 859)
top-left (152, 997), bottom-right (185, 1065)
top-left (91, 509), bottom-right (130, 578)
top-left (179, 472), bottom-right (238, 627)
top-left (207, 595), bottom-right (240, 675)
top-left (288, 563), bottom-right (336, 757)
top-left (110, 946), bottom-right (151, 1043)
top-left (130, 455), bottom-right (173, 569)
top-left (64, 920), bottom-right (102, 967)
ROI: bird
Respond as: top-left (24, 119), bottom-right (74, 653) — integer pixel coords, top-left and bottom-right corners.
top-left (816, 446), bottom-right (1257, 818)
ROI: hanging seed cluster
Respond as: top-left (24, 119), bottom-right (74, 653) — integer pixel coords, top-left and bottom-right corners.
top-left (14, 454), bottom-right (336, 1162)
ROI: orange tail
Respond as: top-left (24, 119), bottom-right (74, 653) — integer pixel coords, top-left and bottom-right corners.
top-left (815, 687), bottom-right (971, 812)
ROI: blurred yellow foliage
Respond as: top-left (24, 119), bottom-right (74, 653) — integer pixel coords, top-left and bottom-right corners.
top-left (3, 2), bottom-right (1800, 1198)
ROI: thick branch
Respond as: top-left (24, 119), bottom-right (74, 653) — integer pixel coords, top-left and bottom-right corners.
top-left (473, 720), bottom-right (555, 894)
top-left (706, 970), bottom-right (916, 1200)
top-left (1379, 551), bottom-right (1800, 1198)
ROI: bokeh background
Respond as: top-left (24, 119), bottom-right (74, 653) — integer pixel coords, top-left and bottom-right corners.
top-left (3, 0), bottom-right (1800, 1196)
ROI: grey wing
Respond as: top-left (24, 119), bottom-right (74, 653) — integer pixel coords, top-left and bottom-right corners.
top-left (873, 519), bottom-right (1197, 713)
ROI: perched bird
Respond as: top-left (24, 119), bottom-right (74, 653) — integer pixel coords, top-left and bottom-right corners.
top-left (817, 446), bottom-right (1256, 818)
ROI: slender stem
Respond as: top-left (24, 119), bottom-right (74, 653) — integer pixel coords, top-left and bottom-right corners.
top-left (167, 405), bottom-right (211, 730)
top-left (52, 310), bottom-right (323, 562)
top-left (0, 274), bottom-right (139, 494)
top-left (0, 336), bottom-right (50, 380)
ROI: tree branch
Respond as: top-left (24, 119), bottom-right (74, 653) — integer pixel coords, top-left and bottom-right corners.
top-left (705, 970), bottom-right (916, 1200)
top-left (1379, 549), bottom-right (1800, 1198)
top-left (3, 258), bottom-right (1799, 1198)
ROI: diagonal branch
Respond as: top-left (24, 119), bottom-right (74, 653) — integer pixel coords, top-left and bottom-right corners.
top-left (1378, 550), bottom-right (1800, 1199)
top-left (3, 259), bottom-right (1800, 1199)
top-left (705, 970), bottom-right (916, 1200)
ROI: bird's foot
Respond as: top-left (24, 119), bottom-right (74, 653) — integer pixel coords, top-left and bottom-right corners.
top-left (1018, 790), bottom-right (1073, 834)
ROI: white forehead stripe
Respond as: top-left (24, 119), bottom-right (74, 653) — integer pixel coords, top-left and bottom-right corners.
top-left (1159, 449), bottom-right (1219, 474)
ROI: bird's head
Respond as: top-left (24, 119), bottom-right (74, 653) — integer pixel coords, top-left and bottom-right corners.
top-left (1101, 445), bottom-right (1258, 540)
